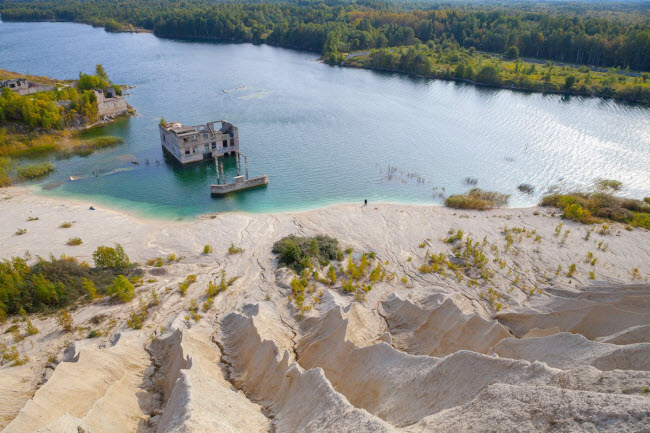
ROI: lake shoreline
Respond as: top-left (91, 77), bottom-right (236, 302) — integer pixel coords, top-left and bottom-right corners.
top-left (2, 18), bottom-right (648, 105)
top-left (337, 61), bottom-right (650, 106)
top-left (5, 184), bottom-right (540, 227)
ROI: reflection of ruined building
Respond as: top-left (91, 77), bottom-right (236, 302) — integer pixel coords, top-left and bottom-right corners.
top-left (1, 78), bottom-right (55, 95)
top-left (159, 120), bottom-right (239, 164)
top-left (93, 88), bottom-right (128, 119)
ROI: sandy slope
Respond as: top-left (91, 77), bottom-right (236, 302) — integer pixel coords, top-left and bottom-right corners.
top-left (0, 187), bottom-right (649, 432)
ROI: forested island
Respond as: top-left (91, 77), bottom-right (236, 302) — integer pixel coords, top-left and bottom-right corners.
top-left (0, 65), bottom-right (130, 186)
top-left (1, 0), bottom-right (649, 102)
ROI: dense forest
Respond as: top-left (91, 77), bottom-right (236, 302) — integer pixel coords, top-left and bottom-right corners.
top-left (1, 0), bottom-right (649, 71)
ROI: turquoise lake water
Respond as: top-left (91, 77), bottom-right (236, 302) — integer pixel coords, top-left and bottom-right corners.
top-left (1, 20), bottom-right (649, 219)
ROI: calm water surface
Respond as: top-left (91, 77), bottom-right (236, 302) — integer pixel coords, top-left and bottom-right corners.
top-left (1, 21), bottom-right (649, 219)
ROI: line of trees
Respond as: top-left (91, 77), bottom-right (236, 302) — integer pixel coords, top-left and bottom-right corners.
top-left (1, 0), bottom-right (649, 71)
top-left (357, 42), bottom-right (650, 103)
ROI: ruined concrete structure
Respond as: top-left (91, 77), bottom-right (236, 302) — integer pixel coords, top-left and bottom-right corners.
top-left (1, 78), bottom-right (55, 96)
top-left (159, 120), bottom-right (239, 164)
top-left (93, 88), bottom-right (128, 119)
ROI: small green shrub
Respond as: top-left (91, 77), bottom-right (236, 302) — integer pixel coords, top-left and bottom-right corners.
top-left (87, 329), bottom-right (101, 338)
top-left (563, 203), bottom-right (592, 223)
top-left (93, 244), bottom-right (130, 271)
top-left (567, 263), bottom-right (577, 278)
top-left (25, 320), bottom-right (38, 336)
top-left (594, 178), bottom-right (623, 192)
top-left (60, 221), bottom-right (73, 228)
top-left (15, 228), bottom-right (27, 235)
top-left (57, 309), bottom-right (74, 332)
top-left (66, 237), bottom-right (83, 246)
top-left (82, 278), bottom-right (96, 300)
top-left (445, 188), bottom-right (509, 210)
top-left (327, 265), bottom-right (337, 285)
top-left (272, 235), bottom-right (339, 272)
top-left (127, 299), bottom-right (148, 329)
top-left (228, 243), bottom-right (244, 255)
top-left (107, 275), bottom-right (135, 303)
top-left (203, 244), bottom-right (212, 254)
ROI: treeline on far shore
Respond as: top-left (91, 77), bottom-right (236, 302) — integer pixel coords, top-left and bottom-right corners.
top-left (1, 0), bottom-right (648, 72)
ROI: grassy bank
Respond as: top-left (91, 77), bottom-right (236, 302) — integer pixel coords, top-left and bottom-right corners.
top-left (0, 128), bottom-right (123, 158)
top-left (342, 46), bottom-right (650, 104)
top-left (0, 129), bottom-right (124, 186)
top-left (0, 68), bottom-right (66, 87)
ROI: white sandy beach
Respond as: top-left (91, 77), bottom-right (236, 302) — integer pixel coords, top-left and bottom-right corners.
top-left (0, 186), bottom-right (649, 432)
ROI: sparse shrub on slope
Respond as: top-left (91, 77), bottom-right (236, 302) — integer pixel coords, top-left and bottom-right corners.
top-left (107, 275), bottom-right (135, 303)
top-left (0, 254), bottom-right (122, 317)
top-left (541, 184), bottom-right (650, 228)
top-left (445, 188), bottom-right (510, 210)
top-left (93, 244), bottom-right (130, 271)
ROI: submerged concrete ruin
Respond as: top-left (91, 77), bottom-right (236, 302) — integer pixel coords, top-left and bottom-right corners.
top-left (159, 120), bottom-right (239, 164)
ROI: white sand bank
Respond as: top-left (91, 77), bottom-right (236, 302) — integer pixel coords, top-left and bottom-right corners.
top-left (0, 186), bottom-right (649, 432)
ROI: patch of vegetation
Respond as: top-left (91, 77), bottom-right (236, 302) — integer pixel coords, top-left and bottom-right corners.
top-left (25, 319), bottom-right (38, 336)
top-left (445, 188), bottom-right (509, 210)
top-left (541, 188), bottom-right (650, 229)
top-left (127, 298), bottom-right (148, 329)
top-left (188, 298), bottom-right (201, 322)
top-left (92, 243), bottom-right (130, 271)
top-left (227, 243), bottom-right (244, 255)
top-left (567, 263), bottom-right (577, 278)
top-left (82, 277), bottom-right (96, 300)
top-left (272, 234), bottom-right (339, 272)
top-left (444, 229), bottom-right (464, 243)
top-left (56, 309), bottom-right (74, 332)
top-left (60, 221), bottom-right (73, 228)
top-left (203, 244), bottom-right (212, 254)
top-left (594, 178), bottom-right (623, 193)
top-left (107, 275), bottom-right (135, 303)
top-left (0, 343), bottom-right (28, 366)
top-left (66, 237), bottom-right (82, 246)
top-left (0, 253), bottom-right (126, 319)
top-left (16, 162), bottom-right (54, 180)
top-left (15, 228), bottom-right (26, 235)
top-left (146, 257), bottom-right (164, 267)
top-left (0, 128), bottom-right (124, 159)
top-left (178, 274), bottom-right (197, 297)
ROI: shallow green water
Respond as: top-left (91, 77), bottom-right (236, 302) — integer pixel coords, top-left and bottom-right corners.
top-left (1, 21), bottom-right (649, 219)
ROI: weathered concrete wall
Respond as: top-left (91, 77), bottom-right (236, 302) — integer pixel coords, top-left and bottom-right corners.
top-left (97, 96), bottom-right (128, 118)
top-left (14, 84), bottom-right (56, 96)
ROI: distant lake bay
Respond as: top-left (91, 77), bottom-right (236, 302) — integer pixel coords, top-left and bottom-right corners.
top-left (1, 20), bottom-right (649, 219)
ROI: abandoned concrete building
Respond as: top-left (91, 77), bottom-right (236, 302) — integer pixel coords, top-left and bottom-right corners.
top-left (93, 88), bottom-right (128, 119)
top-left (1, 78), bottom-right (55, 96)
top-left (159, 120), bottom-right (239, 164)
